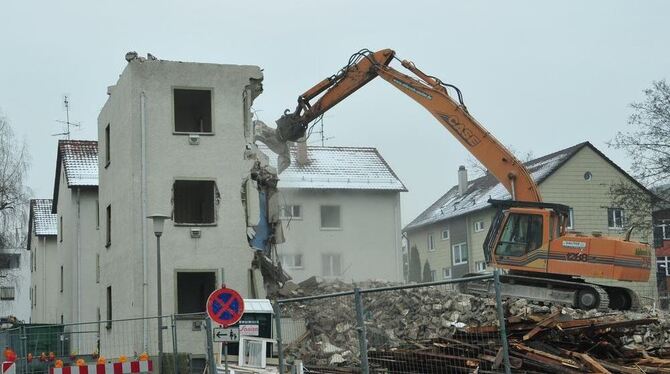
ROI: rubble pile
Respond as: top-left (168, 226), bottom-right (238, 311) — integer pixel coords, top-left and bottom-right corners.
top-left (371, 311), bottom-right (670, 373)
top-left (277, 278), bottom-right (670, 373)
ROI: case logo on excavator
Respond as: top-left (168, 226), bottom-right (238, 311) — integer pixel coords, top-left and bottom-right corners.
top-left (440, 114), bottom-right (481, 147)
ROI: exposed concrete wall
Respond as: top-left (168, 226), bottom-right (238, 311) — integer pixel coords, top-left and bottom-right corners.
top-left (276, 189), bottom-right (402, 282)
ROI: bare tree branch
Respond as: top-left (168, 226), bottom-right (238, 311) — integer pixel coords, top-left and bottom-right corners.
top-left (0, 113), bottom-right (30, 248)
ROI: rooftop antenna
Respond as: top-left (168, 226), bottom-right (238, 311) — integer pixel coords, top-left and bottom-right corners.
top-left (53, 95), bottom-right (81, 139)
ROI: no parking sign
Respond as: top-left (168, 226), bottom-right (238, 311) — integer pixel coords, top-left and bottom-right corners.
top-left (206, 287), bottom-right (245, 327)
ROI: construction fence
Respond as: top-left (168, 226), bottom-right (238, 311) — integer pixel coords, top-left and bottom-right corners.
top-left (0, 313), bottom-right (215, 374)
top-left (273, 272), bottom-right (512, 374)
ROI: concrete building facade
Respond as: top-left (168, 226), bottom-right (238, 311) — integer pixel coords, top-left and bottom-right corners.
top-left (272, 145), bottom-right (406, 282)
top-left (27, 199), bottom-right (58, 323)
top-left (405, 142), bottom-right (657, 301)
top-left (97, 57), bottom-right (264, 355)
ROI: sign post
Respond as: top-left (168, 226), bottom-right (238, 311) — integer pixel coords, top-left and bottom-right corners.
top-left (206, 287), bottom-right (245, 374)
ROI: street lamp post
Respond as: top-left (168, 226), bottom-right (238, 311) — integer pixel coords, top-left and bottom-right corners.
top-left (148, 214), bottom-right (170, 374)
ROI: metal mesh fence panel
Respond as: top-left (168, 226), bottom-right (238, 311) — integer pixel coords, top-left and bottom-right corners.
top-left (362, 278), bottom-right (508, 374)
top-left (277, 293), bottom-right (360, 372)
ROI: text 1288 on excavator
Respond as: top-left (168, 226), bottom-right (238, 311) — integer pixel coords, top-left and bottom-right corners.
top-left (261, 48), bottom-right (651, 310)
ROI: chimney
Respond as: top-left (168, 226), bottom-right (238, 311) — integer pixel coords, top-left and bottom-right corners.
top-left (296, 141), bottom-right (308, 166)
top-left (458, 165), bottom-right (468, 195)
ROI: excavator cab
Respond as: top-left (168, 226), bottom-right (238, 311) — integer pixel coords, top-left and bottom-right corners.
top-left (484, 199), bottom-right (569, 272)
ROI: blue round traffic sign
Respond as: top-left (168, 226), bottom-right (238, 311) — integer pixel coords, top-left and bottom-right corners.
top-left (207, 287), bottom-right (245, 327)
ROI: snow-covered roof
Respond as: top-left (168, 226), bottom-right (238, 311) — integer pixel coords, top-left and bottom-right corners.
top-left (404, 142), bottom-right (588, 231)
top-left (29, 199), bottom-right (57, 236)
top-left (262, 145), bottom-right (406, 191)
top-left (59, 140), bottom-right (99, 187)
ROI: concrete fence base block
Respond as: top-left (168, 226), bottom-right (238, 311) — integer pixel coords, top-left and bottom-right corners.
top-left (49, 360), bottom-right (153, 374)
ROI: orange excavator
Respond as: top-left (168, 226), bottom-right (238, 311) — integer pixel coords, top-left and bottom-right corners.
top-left (261, 48), bottom-right (651, 310)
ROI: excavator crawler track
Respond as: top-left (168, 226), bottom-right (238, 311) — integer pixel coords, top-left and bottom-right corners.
top-left (460, 273), bottom-right (642, 311)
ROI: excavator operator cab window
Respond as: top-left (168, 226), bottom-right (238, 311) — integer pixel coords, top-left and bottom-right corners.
top-left (495, 213), bottom-right (543, 257)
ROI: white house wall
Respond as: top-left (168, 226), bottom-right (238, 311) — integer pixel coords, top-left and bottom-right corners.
top-left (276, 189), bottom-right (402, 282)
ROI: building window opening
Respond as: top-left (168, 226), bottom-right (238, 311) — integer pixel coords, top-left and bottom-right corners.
top-left (452, 242), bottom-right (468, 265)
top-left (608, 208), bottom-right (624, 229)
top-left (177, 271), bottom-right (216, 314)
top-left (0, 287), bottom-right (15, 300)
top-left (320, 205), bottom-right (341, 229)
top-left (321, 254), bottom-right (342, 277)
top-left (173, 180), bottom-right (218, 224)
top-left (279, 254), bottom-right (303, 269)
top-left (280, 205), bottom-right (302, 220)
top-left (106, 286), bottom-right (112, 329)
top-left (174, 89), bottom-right (212, 133)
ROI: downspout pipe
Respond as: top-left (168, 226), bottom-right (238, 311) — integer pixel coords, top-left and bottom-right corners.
top-left (141, 92), bottom-right (148, 351)
top-left (76, 188), bottom-right (81, 349)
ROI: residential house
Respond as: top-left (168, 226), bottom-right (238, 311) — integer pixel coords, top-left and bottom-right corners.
top-left (97, 56), bottom-right (264, 356)
top-left (271, 144), bottom-right (406, 282)
top-left (51, 140), bottom-right (100, 353)
top-left (404, 142), bottom-right (657, 301)
top-left (0, 247), bottom-right (30, 322)
top-left (653, 185), bottom-right (670, 308)
top-left (27, 199), bottom-right (58, 323)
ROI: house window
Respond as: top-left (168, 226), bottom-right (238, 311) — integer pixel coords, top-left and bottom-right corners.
top-left (104, 124), bottom-right (110, 166)
top-left (96, 254), bottom-right (100, 283)
top-left (427, 233), bottom-right (435, 251)
top-left (475, 261), bottom-right (487, 272)
top-left (174, 89), bottom-right (212, 133)
top-left (60, 216), bottom-right (63, 242)
top-left (658, 256), bottom-right (670, 276)
top-left (566, 208), bottom-right (575, 230)
top-left (0, 287), bottom-right (15, 300)
top-left (429, 270), bottom-right (436, 281)
top-left (442, 267), bottom-right (451, 279)
top-left (608, 208), bottom-right (624, 229)
top-left (279, 254), bottom-right (303, 269)
top-left (320, 206), bottom-right (341, 229)
top-left (474, 220), bottom-right (485, 232)
top-left (0, 254), bottom-right (20, 269)
top-left (452, 242), bottom-right (468, 266)
top-left (173, 180), bottom-right (217, 224)
top-left (96, 200), bottom-right (100, 229)
top-left (60, 266), bottom-right (63, 293)
top-left (659, 220), bottom-right (670, 240)
top-left (34, 286), bottom-right (37, 306)
top-left (441, 228), bottom-right (449, 240)
top-left (280, 205), bottom-right (302, 220)
top-left (321, 254), bottom-right (342, 277)
top-left (106, 286), bottom-right (112, 329)
top-left (106, 205), bottom-right (111, 247)
top-left (176, 271), bottom-right (216, 314)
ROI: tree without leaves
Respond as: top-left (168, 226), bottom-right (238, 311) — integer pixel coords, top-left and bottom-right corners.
top-left (0, 114), bottom-right (30, 249)
top-left (608, 80), bottom-right (670, 242)
top-left (610, 80), bottom-right (670, 186)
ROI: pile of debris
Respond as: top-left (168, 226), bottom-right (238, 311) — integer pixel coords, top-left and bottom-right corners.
top-left (370, 309), bottom-right (670, 373)
top-left (277, 278), bottom-right (670, 373)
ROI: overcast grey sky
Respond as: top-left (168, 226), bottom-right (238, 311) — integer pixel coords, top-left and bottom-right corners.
top-left (1, 1), bottom-right (668, 225)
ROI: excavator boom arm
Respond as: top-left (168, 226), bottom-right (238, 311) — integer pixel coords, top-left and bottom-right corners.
top-left (276, 48), bottom-right (541, 202)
